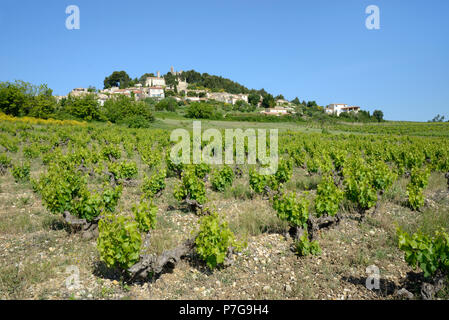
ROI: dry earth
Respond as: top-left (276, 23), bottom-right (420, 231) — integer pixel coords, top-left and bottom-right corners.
top-left (1, 167), bottom-right (448, 300)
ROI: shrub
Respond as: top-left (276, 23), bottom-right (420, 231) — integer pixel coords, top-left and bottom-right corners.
top-left (191, 163), bottom-right (211, 179)
top-left (35, 165), bottom-right (86, 215)
top-left (63, 94), bottom-right (102, 121)
top-left (0, 153), bottom-right (12, 174)
top-left (407, 184), bottom-right (425, 210)
top-left (102, 95), bottom-right (154, 124)
top-left (186, 102), bottom-right (215, 119)
top-left (133, 199), bottom-right (157, 233)
top-left (141, 170), bottom-right (166, 198)
top-left (140, 147), bottom-right (163, 169)
top-left (97, 215), bottom-right (142, 270)
top-left (101, 145), bottom-right (121, 160)
top-left (343, 159), bottom-right (378, 211)
top-left (155, 98), bottom-right (177, 112)
top-left (211, 165), bottom-right (234, 192)
top-left (398, 228), bottom-right (449, 278)
top-left (410, 167), bottom-right (430, 189)
top-left (120, 115), bottom-right (151, 128)
top-left (108, 160), bottom-right (138, 180)
top-left (36, 165), bottom-right (122, 221)
top-left (12, 162), bottom-right (30, 182)
top-left (273, 192), bottom-right (309, 229)
top-left (23, 145), bottom-right (40, 159)
top-left (371, 161), bottom-right (396, 192)
top-left (166, 157), bottom-right (184, 177)
top-left (249, 168), bottom-right (277, 193)
top-left (315, 175), bottom-right (344, 217)
top-left (195, 211), bottom-right (243, 269)
top-left (406, 167), bottom-right (430, 210)
top-left (294, 230), bottom-right (321, 256)
top-left (274, 159), bottom-right (293, 185)
top-left (173, 170), bottom-right (207, 205)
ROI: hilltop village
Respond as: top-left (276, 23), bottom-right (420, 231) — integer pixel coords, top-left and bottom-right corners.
top-left (61, 67), bottom-right (363, 118)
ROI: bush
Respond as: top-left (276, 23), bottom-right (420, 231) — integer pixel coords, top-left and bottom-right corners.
top-left (97, 214), bottom-right (142, 270)
top-left (274, 159), bottom-right (292, 185)
top-left (186, 102), bottom-right (217, 119)
top-left (63, 94), bottom-right (102, 121)
top-left (108, 160), bottom-right (138, 180)
top-left (101, 145), bottom-right (121, 160)
top-left (315, 175), bottom-right (344, 217)
top-left (406, 167), bottom-right (430, 210)
top-left (233, 100), bottom-right (255, 112)
top-left (133, 199), bottom-right (157, 233)
top-left (211, 165), bottom-right (234, 192)
top-left (120, 115), bottom-right (151, 128)
top-left (294, 230), bottom-right (321, 256)
top-left (398, 228), bottom-right (449, 278)
top-left (12, 162), bottom-right (30, 182)
top-left (0, 154), bottom-right (12, 174)
top-left (195, 211), bottom-right (243, 269)
top-left (0, 81), bottom-right (57, 118)
top-left (0, 82), bottom-right (31, 116)
top-left (155, 98), bottom-right (177, 112)
top-left (173, 170), bottom-right (207, 205)
top-left (190, 163), bottom-right (211, 179)
top-left (28, 94), bottom-right (57, 119)
top-left (34, 165), bottom-right (86, 215)
top-left (35, 164), bottom-right (122, 221)
top-left (272, 192), bottom-right (309, 229)
top-left (102, 95), bottom-right (154, 124)
top-left (407, 184), bottom-right (425, 211)
top-left (166, 157), bottom-right (184, 177)
top-left (249, 168), bottom-right (277, 193)
top-left (141, 170), bottom-right (166, 198)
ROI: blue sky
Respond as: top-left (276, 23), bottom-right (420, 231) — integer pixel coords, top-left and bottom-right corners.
top-left (0, 0), bottom-right (448, 121)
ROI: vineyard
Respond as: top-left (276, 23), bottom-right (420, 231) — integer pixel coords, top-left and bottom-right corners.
top-left (1, 115), bottom-right (449, 300)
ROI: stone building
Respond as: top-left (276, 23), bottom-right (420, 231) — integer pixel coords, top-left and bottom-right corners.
top-left (145, 71), bottom-right (166, 87)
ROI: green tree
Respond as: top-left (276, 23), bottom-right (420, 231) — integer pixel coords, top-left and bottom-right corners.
top-left (373, 110), bottom-right (384, 122)
top-left (155, 98), bottom-right (177, 112)
top-left (0, 82), bottom-right (29, 116)
top-left (63, 94), bottom-right (101, 120)
top-left (103, 71), bottom-right (131, 89)
top-left (275, 94), bottom-right (285, 100)
top-left (0, 81), bottom-right (57, 117)
top-left (248, 93), bottom-right (260, 106)
top-left (164, 72), bottom-right (179, 92)
top-left (139, 73), bottom-right (155, 85)
top-left (102, 95), bottom-right (154, 124)
top-left (291, 97), bottom-right (301, 105)
top-left (261, 93), bottom-right (275, 108)
top-left (186, 102), bottom-right (215, 119)
top-left (307, 101), bottom-right (318, 108)
top-left (29, 93), bottom-right (57, 119)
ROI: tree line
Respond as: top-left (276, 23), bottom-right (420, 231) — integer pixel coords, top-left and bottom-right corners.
top-left (0, 81), bottom-right (154, 128)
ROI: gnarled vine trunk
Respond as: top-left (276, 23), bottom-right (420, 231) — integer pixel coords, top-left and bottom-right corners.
top-left (63, 211), bottom-right (100, 240)
top-left (128, 236), bottom-right (195, 280)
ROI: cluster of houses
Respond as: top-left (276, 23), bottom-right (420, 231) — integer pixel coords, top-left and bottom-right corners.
top-left (260, 102), bottom-right (361, 117)
top-left (62, 67), bottom-right (362, 117)
top-left (259, 99), bottom-right (296, 116)
top-left (63, 67), bottom-right (252, 107)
